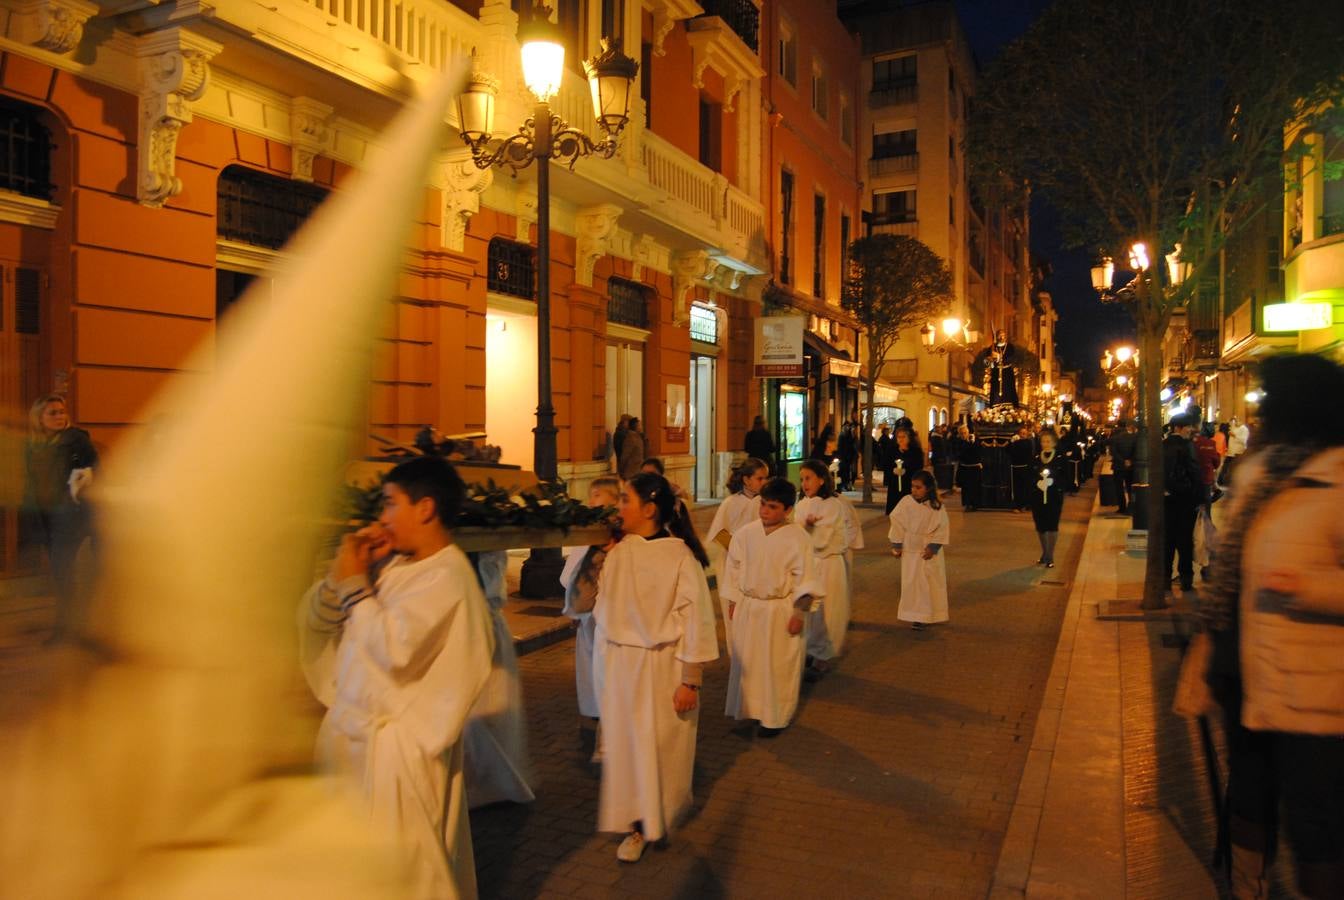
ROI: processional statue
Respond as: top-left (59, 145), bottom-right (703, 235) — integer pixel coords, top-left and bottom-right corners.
top-left (980, 330), bottom-right (1020, 407)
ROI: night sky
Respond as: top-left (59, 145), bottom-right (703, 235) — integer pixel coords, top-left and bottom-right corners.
top-left (955, 0), bottom-right (1137, 387)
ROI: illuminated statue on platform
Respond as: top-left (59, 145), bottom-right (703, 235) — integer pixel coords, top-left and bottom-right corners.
top-left (976, 329), bottom-right (1020, 407)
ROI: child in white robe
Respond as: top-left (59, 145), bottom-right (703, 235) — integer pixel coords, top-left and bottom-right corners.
top-left (595, 472), bottom-right (719, 863)
top-left (888, 470), bottom-right (951, 629)
top-left (462, 549), bottom-right (536, 808)
top-left (559, 477), bottom-right (622, 721)
top-left (705, 457), bottom-right (769, 653)
top-left (722, 477), bottom-right (821, 733)
top-left (300, 457), bottom-right (495, 900)
top-left (796, 459), bottom-right (854, 672)
top-left (837, 491), bottom-right (865, 583)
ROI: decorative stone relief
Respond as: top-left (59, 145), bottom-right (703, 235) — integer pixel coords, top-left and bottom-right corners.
top-left (10, 0), bottom-right (97, 54)
top-left (630, 233), bottom-right (656, 282)
top-left (135, 28), bottom-right (221, 208)
top-left (574, 204), bottom-right (622, 287)
top-left (515, 191), bottom-right (538, 243)
top-left (671, 249), bottom-right (711, 327)
top-left (706, 261), bottom-right (745, 292)
top-left (290, 97), bottom-right (333, 183)
top-left (650, 8), bottom-right (677, 57)
top-left (439, 151), bottom-right (492, 252)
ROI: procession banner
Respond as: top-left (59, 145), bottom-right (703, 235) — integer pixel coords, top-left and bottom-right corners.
top-left (753, 316), bottom-right (804, 377)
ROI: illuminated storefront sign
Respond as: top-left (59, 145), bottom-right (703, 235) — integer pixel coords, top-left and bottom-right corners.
top-left (1262, 301), bottom-right (1333, 332)
top-left (753, 316), bottom-right (805, 377)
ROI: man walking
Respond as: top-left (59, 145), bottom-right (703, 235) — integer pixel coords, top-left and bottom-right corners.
top-left (1108, 419), bottom-right (1138, 514)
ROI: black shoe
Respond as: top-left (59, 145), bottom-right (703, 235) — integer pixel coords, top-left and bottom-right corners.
top-left (1181, 582), bottom-right (1195, 592)
top-left (1045, 561), bottom-right (1055, 568)
top-left (757, 725), bottom-right (785, 738)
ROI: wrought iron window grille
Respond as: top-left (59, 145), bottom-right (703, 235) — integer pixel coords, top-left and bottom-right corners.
top-left (217, 166), bottom-right (329, 250)
top-left (607, 276), bottom-right (650, 328)
top-left (0, 100), bottom-right (53, 201)
top-left (488, 237), bottom-right (537, 300)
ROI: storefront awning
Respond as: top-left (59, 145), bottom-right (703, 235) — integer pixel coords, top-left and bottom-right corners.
top-left (803, 329), bottom-right (852, 361)
top-left (860, 379), bottom-right (901, 405)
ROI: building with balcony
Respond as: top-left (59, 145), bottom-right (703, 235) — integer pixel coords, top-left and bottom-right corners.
top-left (0, 0), bottom-right (783, 574)
top-left (841, 0), bottom-right (1036, 434)
top-left (1280, 106), bottom-right (1344, 362)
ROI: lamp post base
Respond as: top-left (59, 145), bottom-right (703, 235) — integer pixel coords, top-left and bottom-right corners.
top-left (519, 546), bottom-right (565, 599)
top-left (1130, 484), bottom-right (1150, 531)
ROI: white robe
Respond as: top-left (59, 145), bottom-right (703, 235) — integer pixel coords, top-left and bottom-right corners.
top-left (705, 492), bottom-right (762, 654)
top-left (462, 550), bottom-right (535, 808)
top-left (560, 545), bottom-right (601, 718)
top-left (300, 543), bottom-right (495, 900)
top-left (888, 496), bottom-right (951, 624)
top-left (593, 533), bottom-right (719, 840)
top-left (837, 493), bottom-right (865, 582)
top-left (795, 494), bottom-right (853, 659)
top-left (721, 520), bottom-right (822, 728)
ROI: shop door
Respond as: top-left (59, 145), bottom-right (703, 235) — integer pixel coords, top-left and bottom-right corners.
top-left (778, 387), bottom-right (807, 484)
top-left (689, 356), bottom-right (715, 499)
top-left (1, 262), bottom-right (48, 575)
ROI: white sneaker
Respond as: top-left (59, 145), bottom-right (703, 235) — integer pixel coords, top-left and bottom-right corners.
top-left (616, 832), bottom-right (646, 863)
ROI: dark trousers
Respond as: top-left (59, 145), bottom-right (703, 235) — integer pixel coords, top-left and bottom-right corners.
top-left (1163, 498), bottom-right (1197, 588)
top-left (1227, 724), bottom-right (1344, 895)
top-left (958, 465), bottom-right (983, 510)
top-left (1116, 464), bottom-right (1134, 513)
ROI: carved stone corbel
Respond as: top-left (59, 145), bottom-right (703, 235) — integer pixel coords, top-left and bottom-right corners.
top-left (671, 249), bottom-right (711, 327)
top-left (135, 28), bottom-right (221, 208)
top-left (290, 97), bottom-right (333, 183)
top-left (707, 261), bottom-right (745, 292)
top-left (515, 191), bottom-right (538, 243)
top-left (651, 8), bottom-right (677, 57)
top-left (574, 204), bottom-right (622, 287)
top-left (10, 0), bottom-right (97, 54)
top-left (631, 233), bottom-right (656, 282)
top-left (439, 151), bottom-right (492, 252)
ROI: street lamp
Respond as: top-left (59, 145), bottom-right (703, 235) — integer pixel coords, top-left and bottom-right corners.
top-left (457, 5), bottom-right (638, 596)
top-left (922, 317), bottom-right (976, 429)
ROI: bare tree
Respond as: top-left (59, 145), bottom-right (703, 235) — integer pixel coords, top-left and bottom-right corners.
top-left (842, 233), bottom-right (954, 504)
top-left (968, 0), bottom-right (1344, 608)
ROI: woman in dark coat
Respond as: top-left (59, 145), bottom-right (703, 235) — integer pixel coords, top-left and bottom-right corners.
top-left (809, 422), bottom-right (836, 463)
top-left (1029, 428), bottom-right (1065, 567)
top-left (744, 415), bottom-right (777, 475)
top-left (23, 393), bottom-right (98, 642)
top-left (885, 427), bottom-right (926, 514)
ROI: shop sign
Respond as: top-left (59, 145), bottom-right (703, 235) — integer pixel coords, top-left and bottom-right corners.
top-left (1262, 301), bottom-right (1333, 332)
top-left (753, 316), bottom-right (805, 377)
top-left (827, 358), bottom-right (861, 378)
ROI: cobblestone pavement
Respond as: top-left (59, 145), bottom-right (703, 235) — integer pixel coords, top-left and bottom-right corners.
top-left (471, 489), bottom-right (1096, 899)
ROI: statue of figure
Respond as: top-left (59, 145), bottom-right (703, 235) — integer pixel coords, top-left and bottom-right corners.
top-left (985, 330), bottom-right (1020, 407)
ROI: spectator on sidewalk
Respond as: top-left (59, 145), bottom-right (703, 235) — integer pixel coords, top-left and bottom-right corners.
top-left (809, 422), bottom-right (837, 464)
top-left (1192, 422), bottom-right (1221, 581)
top-left (875, 422), bottom-right (894, 487)
top-left (888, 471), bottom-right (950, 631)
top-left (1198, 354), bottom-right (1344, 900)
top-left (744, 415), bottom-right (777, 475)
top-left (1220, 415), bottom-right (1250, 485)
top-left (721, 477), bottom-right (820, 735)
top-left (1108, 419), bottom-right (1138, 514)
top-left (612, 414), bottom-right (631, 469)
top-left (617, 417), bottom-right (646, 480)
top-left (836, 421), bottom-right (858, 492)
top-left (1162, 412), bottom-right (1202, 593)
top-left (23, 392), bottom-right (99, 644)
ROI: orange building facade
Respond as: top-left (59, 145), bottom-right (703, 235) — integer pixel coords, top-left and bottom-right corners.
top-left (2, 0), bottom-right (846, 574)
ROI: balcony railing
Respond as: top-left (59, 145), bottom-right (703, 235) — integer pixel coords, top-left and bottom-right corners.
top-left (869, 153), bottom-right (918, 176)
top-left (695, 0), bottom-right (760, 53)
top-left (1192, 329), bottom-right (1220, 363)
top-left (1323, 212), bottom-right (1344, 238)
top-left (641, 130), bottom-right (718, 221)
top-left (872, 219), bottom-right (918, 237)
top-left (869, 80), bottom-right (917, 108)
top-left (297, 0), bottom-right (477, 72)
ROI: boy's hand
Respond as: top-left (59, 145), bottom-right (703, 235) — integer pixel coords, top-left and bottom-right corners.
top-left (673, 684), bottom-right (699, 713)
top-left (805, 514), bottom-right (820, 527)
top-left (334, 525), bottom-right (391, 580)
top-left (787, 613), bottom-right (804, 636)
top-left (891, 547), bottom-right (902, 558)
top-left (921, 547), bottom-right (935, 560)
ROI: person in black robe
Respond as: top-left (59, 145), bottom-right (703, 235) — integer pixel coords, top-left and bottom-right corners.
top-left (885, 426), bottom-right (926, 514)
top-left (955, 424), bottom-right (983, 511)
top-left (1029, 428), bottom-right (1066, 567)
top-left (1007, 425), bottom-right (1036, 512)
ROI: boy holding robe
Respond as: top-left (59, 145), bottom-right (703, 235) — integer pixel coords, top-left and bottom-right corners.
top-left (888, 471), bottom-right (951, 629)
top-left (300, 457), bottom-right (495, 899)
top-left (722, 477), bottom-right (821, 732)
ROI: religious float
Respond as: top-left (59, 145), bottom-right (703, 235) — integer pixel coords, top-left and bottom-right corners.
top-left (969, 332), bottom-right (1040, 510)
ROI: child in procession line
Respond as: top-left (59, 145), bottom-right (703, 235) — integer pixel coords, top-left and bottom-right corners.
top-left (889, 470), bottom-right (951, 630)
top-left (705, 457), bottom-right (770, 653)
top-left (299, 456), bottom-right (494, 899)
top-left (595, 473), bottom-right (719, 863)
top-left (796, 459), bottom-right (854, 675)
top-left (722, 477), bottom-right (821, 735)
top-left (559, 476), bottom-right (622, 760)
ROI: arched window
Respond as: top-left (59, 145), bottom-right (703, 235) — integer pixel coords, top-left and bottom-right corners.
top-left (0, 98), bottom-right (53, 200)
top-left (217, 165), bottom-right (329, 249)
top-left (487, 237), bottom-right (536, 299)
top-left (607, 276), bottom-right (651, 329)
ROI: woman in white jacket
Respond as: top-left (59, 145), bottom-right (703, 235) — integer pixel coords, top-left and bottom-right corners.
top-left (1201, 354), bottom-right (1344, 900)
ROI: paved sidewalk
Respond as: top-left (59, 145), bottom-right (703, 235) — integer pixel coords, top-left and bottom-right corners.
top-left (988, 496), bottom-right (1292, 898)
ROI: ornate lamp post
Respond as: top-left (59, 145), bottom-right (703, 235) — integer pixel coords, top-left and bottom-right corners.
top-left (920, 316), bottom-right (977, 427)
top-left (456, 5), bottom-right (638, 595)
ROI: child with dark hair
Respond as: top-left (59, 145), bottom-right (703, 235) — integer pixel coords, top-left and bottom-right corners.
top-left (796, 459), bottom-right (855, 674)
top-left (300, 456), bottom-right (495, 898)
top-left (722, 476), bottom-right (822, 734)
top-left (641, 457), bottom-right (690, 508)
top-left (706, 456), bottom-right (770, 652)
top-left (889, 470), bottom-right (950, 630)
top-left (594, 472), bottom-right (718, 862)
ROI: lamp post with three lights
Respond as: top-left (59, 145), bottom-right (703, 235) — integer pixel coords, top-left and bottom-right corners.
top-left (920, 316), bottom-right (979, 430)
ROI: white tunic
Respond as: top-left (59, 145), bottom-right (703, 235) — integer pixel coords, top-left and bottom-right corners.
top-left (721, 520), bottom-right (822, 727)
top-left (888, 496), bottom-right (951, 624)
top-left (462, 550), bottom-right (535, 808)
top-left (795, 494), bottom-right (853, 659)
top-left (705, 492), bottom-right (763, 654)
top-left (560, 545), bottom-right (601, 718)
top-left (300, 543), bottom-right (495, 900)
top-left (593, 533), bottom-right (719, 840)
top-left (837, 493), bottom-right (865, 582)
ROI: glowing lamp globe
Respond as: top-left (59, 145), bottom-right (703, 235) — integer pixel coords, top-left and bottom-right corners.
top-left (1091, 257), bottom-right (1114, 291)
top-left (1115, 346), bottom-right (1133, 363)
top-left (1129, 242), bottom-right (1150, 272)
top-left (920, 324), bottom-right (936, 347)
top-left (941, 317), bottom-right (962, 338)
top-left (456, 54), bottom-right (499, 143)
top-left (583, 38), bottom-right (639, 136)
top-left (519, 5), bottom-right (566, 103)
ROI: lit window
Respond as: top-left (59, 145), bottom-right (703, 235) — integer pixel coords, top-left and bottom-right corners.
top-left (812, 61), bottom-right (828, 119)
top-left (778, 19), bottom-right (797, 87)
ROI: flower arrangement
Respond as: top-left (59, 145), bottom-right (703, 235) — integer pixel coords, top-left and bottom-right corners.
top-left (345, 477), bottom-right (615, 531)
top-left (973, 406), bottom-right (1036, 427)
